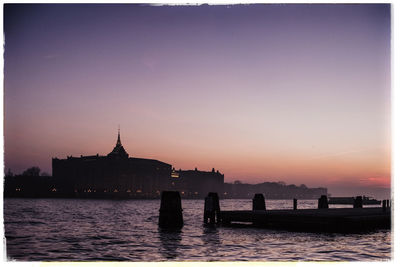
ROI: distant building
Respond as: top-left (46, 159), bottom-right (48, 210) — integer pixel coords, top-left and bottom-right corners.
top-left (52, 130), bottom-right (172, 198)
top-left (4, 175), bottom-right (57, 198)
top-left (169, 168), bottom-right (224, 198)
top-left (223, 181), bottom-right (328, 199)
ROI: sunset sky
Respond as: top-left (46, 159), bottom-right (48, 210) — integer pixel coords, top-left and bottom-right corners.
top-left (4, 4), bottom-right (391, 196)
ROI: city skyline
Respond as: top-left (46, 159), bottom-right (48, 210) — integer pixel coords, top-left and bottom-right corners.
top-left (4, 4), bottom-right (391, 197)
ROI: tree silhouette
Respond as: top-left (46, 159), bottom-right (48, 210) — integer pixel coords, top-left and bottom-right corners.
top-left (22, 166), bottom-right (41, 176)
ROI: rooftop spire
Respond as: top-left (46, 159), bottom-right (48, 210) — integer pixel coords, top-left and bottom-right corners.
top-left (116, 125), bottom-right (121, 146)
top-left (108, 125), bottom-right (129, 158)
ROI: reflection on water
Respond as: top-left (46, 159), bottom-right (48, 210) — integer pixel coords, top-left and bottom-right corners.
top-left (202, 226), bottom-right (221, 257)
top-left (158, 229), bottom-right (182, 260)
top-left (4, 198), bottom-right (391, 261)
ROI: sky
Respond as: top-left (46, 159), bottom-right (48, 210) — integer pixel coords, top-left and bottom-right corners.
top-left (3, 4), bottom-right (391, 197)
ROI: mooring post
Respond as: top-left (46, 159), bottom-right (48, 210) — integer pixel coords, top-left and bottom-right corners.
top-left (204, 192), bottom-right (221, 224)
top-left (204, 195), bottom-right (213, 224)
top-left (253, 194), bottom-right (266, 211)
top-left (382, 199), bottom-right (387, 212)
top-left (159, 191), bottom-right (183, 228)
top-left (293, 198), bottom-right (297, 210)
top-left (318, 195), bottom-right (329, 209)
top-left (353, 196), bottom-right (363, 208)
top-left (213, 193), bottom-right (221, 223)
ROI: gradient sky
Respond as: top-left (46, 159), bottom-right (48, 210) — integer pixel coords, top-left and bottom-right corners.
top-left (4, 4), bottom-right (391, 196)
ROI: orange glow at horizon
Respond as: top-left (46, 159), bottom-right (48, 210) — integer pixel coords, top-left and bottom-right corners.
top-left (4, 124), bottom-right (391, 191)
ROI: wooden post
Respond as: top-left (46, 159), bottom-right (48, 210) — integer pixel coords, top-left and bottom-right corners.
top-left (213, 193), bottom-right (221, 223)
top-left (253, 194), bottom-right (266, 211)
top-left (318, 195), bottom-right (329, 209)
top-left (204, 195), bottom-right (213, 224)
top-left (293, 198), bottom-right (297, 210)
top-left (353, 196), bottom-right (363, 208)
top-left (204, 192), bottom-right (221, 224)
top-left (382, 199), bottom-right (387, 212)
top-left (159, 191), bottom-right (183, 228)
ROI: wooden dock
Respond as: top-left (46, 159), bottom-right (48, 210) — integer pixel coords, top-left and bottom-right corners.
top-left (220, 208), bottom-right (391, 233)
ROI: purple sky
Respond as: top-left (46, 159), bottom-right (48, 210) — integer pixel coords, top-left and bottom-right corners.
top-left (4, 4), bottom-right (391, 197)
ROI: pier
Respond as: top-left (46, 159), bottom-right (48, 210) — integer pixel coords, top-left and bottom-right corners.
top-left (203, 193), bottom-right (391, 233)
top-left (220, 207), bottom-right (390, 233)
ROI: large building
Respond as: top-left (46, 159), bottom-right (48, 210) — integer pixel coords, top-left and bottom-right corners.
top-left (52, 130), bottom-right (172, 198)
top-left (52, 130), bottom-right (225, 199)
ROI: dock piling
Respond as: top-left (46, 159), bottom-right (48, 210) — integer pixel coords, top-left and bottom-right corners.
top-left (293, 198), bottom-right (297, 210)
top-left (382, 200), bottom-right (387, 212)
top-left (353, 196), bottom-right (363, 208)
top-left (318, 195), bottom-right (329, 209)
top-left (253, 194), bottom-right (266, 211)
top-left (204, 192), bottom-right (221, 224)
top-left (159, 191), bottom-right (183, 229)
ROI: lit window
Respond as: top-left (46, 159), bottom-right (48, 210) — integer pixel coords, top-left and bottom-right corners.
top-left (171, 170), bottom-right (180, 178)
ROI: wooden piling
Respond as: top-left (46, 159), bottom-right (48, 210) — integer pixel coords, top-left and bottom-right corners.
top-left (253, 194), bottom-right (266, 211)
top-left (353, 196), bottom-right (363, 208)
top-left (318, 195), bottom-right (329, 209)
top-left (204, 192), bottom-right (221, 224)
top-left (159, 191), bottom-right (183, 228)
top-left (382, 199), bottom-right (387, 212)
top-left (293, 198), bottom-right (297, 210)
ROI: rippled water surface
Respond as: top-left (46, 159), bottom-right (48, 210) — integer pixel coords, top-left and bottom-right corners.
top-left (4, 198), bottom-right (391, 261)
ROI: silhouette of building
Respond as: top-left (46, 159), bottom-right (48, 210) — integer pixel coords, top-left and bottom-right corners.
top-left (50, 130), bottom-right (226, 199)
top-left (52, 130), bottom-right (172, 198)
top-left (169, 168), bottom-right (224, 198)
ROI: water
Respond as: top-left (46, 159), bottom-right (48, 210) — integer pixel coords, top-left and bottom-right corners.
top-left (4, 198), bottom-right (391, 261)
